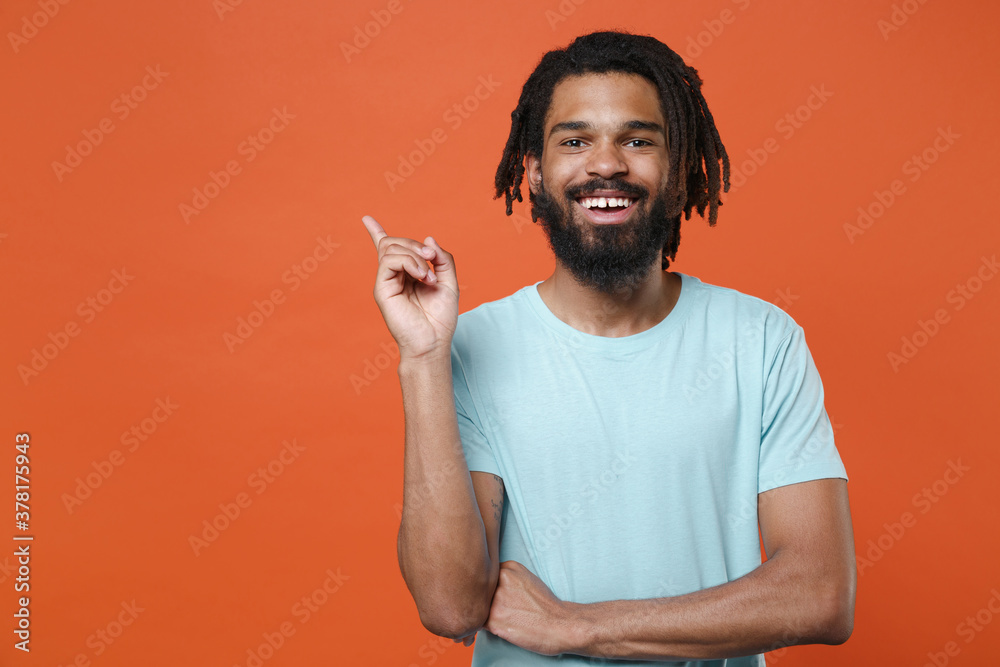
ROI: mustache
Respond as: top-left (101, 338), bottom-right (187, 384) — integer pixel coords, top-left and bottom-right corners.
top-left (564, 178), bottom-right (649, 200)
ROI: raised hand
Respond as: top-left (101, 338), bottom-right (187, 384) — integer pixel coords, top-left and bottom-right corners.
top-left (362, 215), bottom-right (459, 361)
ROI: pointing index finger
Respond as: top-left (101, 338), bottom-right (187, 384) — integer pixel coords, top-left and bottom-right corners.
top-left (361, 215), bottom-right (387, 248)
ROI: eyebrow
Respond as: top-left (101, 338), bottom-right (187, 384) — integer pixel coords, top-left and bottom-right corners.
top-left (548, 119), bottom-right (666, 137)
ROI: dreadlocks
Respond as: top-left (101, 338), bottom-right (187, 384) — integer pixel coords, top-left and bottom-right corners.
top-left (494, 30), bottom-right (731, 270)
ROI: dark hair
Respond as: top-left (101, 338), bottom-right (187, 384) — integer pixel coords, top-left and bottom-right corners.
top-left (494, 30), bottom-right (731, 269)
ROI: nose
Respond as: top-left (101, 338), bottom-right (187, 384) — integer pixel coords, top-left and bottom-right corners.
top-left (585, 139), bottom-right (628, 180)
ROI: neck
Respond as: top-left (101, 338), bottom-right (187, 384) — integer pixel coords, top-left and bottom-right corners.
top-left (536, 261), bottom-right (681, 337)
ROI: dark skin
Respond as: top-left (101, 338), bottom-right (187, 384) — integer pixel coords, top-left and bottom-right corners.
top-left (362, 215), bottom-right (486, 648)
top-left (482, 73), bottom-right (856, 657)
top-left (363, 71), bottom-right (855, 657)
top-left (527, 72), bottom-right (681, 338)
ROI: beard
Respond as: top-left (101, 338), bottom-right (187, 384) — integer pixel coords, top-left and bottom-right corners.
top-left (531, 177), bottom-right (675, 295)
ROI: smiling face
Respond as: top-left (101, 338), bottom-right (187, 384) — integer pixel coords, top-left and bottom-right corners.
top-left (526, 72), bottom-right (676, 294)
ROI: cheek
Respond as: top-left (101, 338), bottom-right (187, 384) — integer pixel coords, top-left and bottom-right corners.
top-left (634, 160), bottom-right (669, 187)
top-left (542, 156), bottom-right (583, 186)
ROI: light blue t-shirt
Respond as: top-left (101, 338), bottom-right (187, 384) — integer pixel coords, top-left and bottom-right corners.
top-left (450, 271), bottom-right (848, 666)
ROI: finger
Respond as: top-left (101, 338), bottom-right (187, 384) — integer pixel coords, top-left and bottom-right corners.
top-left (381, 241), bottom-right (435, 268)
top-left (383, 236), bottom-right (435, 257)
top-left (361, 215), bottom-right (387, 249)
top-left (378, 252), bottom-right (436, 286)
top-left (368, 226), bottom-right (436, 266)
top-left (377, 241), bottom-right (440, 286)
top-left (422, 236), bottom-right (455, 284)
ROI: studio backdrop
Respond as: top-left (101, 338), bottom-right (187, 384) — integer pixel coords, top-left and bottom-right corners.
top-left (1, 0), bottom-right (998, 665)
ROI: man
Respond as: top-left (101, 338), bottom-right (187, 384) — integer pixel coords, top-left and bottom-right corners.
top-left (363, 30), bottom-right (855, 666)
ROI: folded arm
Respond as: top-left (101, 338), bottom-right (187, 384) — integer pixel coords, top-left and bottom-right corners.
top-left (486, 477), bottom-right (856, 660)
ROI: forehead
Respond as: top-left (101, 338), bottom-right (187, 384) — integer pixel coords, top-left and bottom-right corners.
top-left (544, 72), bottom-right (665, 132)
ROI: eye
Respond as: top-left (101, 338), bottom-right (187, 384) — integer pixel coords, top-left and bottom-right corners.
top-left (561, 139), bottom-right (585, 148)
top-left (626, 139), bottom-right (653, 147)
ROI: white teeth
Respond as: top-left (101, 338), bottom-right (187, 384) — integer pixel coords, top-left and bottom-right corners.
top-left (579, 197), bottom-right (633, 209)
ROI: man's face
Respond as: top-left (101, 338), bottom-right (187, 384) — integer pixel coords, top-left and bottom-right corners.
top-left (527, 72), bottom-right (675, 294)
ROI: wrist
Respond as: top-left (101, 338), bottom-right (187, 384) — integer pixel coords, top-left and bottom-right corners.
top-left (558, 600), bottom-right (595, 656)
top-left (398, 347), bottom-right (452, 374)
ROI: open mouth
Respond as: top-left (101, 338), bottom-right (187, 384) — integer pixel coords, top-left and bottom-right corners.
top-left (574, 195), bottom-right (637, 225)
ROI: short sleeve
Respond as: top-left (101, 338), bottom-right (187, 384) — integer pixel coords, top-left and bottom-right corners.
top-left (758, 323), bottom-right (847, 494)
top-left (451, 339), bottom-right (501, 476)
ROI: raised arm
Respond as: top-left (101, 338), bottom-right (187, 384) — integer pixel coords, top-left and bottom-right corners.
top-left (396, 356), bottom-right (504, 639)
top-left (362, 215), bottom-right (502, 639)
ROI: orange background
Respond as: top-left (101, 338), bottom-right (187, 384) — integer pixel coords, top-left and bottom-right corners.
top-left (2, 0), bottom-right (999, 664)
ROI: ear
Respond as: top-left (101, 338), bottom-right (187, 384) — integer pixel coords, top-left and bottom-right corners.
top-left (526, 151), bottom-right (543, 196)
